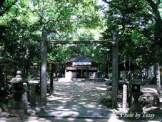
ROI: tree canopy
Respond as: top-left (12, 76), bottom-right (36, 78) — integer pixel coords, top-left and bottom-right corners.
top-left (102, 0), bottom-right (162, 70)
top-left (0, 0), bottom-right (162, 77)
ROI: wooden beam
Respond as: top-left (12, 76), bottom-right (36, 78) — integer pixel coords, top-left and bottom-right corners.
top-left (50, 40), bottom-right (109, 44)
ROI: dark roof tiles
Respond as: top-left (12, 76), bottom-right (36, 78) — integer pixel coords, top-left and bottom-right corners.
top-left (66, 56), bottom-right (97, 63)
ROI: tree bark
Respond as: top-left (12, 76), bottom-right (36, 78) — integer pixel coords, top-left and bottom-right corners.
top-left (40, 29), bottom-right (47, 106)
top-left (112, 31), bottom-right (119, 109)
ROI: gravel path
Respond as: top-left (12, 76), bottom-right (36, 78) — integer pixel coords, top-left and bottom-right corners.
top-left (1, 81), bottom-right (162, 122)
top-left (37, 81), bottom-right (114, 118)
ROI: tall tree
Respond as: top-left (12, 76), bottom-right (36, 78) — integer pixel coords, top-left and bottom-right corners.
top-left (102, 0), bottom-right (162, 107)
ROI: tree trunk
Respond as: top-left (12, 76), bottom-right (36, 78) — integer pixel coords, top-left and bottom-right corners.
top-left (112, 31), bottom-right (119, 109)
top-left (155, 63), bottom-right (161, 94)
top-left (50, 63), bottom-right (54, 95)
top-left (40, 29), bottom-right (47, 106)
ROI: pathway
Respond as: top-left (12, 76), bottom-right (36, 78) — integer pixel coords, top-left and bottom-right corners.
top-left (36, 80), bottom-right (114, 118)
top-left (1, 80), bottom-right (162, 122)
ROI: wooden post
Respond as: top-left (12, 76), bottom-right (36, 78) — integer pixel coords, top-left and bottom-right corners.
top-left (112, 31), bottom-right (119, 108)
top-left (40, 29), bottom-right (47, 106)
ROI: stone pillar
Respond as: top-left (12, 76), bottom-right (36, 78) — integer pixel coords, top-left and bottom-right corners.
top-left (22, 83), bottom-right (28, 113)
top-left (156, 63), bottom-right (161, 94)
top-left (122, 84), bottom-right (127, 111)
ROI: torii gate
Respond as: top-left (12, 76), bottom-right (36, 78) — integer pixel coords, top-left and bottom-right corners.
top-left (40, 30), bottom-right (118, 108)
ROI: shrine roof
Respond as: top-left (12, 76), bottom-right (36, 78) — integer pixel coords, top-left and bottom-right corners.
top-left (66, 55), bottom-right (97, 63)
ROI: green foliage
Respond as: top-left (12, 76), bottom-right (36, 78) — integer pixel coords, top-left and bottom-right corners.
top-left (0, 0), bottom-right (102, 76)
top-left (102, 0), bottom-right (162, 70)
top-left (132, 30), bottom-right (147, 45)
top-left (0, 66), bottom-right (12, 104)
top-left (0, 0), bottom-right (18, 17)
top-left (2, 0), bottom-right (161, 80)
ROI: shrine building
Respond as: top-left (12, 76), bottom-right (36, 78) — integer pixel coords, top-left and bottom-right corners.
top-left (65, 56), bottom-right (98, 79)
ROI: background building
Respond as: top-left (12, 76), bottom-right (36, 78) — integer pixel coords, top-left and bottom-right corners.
top-left (65, 56), bottom-right (98, 79)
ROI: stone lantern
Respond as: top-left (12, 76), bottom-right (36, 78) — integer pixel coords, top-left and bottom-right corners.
top-left (9, 71), bottom-right (28, 116)
top-left (9, 71), bottom-right (22, 83)
top-left (128, 79), bottom-right (145, 113)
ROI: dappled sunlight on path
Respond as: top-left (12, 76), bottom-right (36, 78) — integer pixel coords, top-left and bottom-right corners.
top-left (37, 81), bottom-right (114, 118)
top-left (1, 81), bottom-right (162, 122)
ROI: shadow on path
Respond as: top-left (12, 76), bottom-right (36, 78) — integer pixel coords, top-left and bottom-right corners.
top-left (36, 81), bottom-right (114, 118)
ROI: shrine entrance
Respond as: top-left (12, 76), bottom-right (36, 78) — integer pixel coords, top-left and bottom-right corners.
top-left (40, 31), bottom-right (119, 108)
